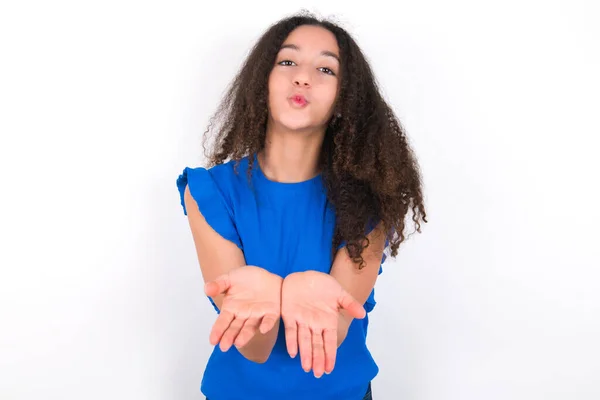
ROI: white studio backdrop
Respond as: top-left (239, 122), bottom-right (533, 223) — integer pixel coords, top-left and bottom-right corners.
top-left (1, 1), bottom-right (599, 399)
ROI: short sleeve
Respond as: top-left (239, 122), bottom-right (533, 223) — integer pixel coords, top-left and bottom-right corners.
top-left (176, 167), bottom-right (243, 250)
top-left (176, 167), bottom-right (243, 314)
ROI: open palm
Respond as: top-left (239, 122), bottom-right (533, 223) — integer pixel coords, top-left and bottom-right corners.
top-left (205, 266), bottom-right (282, 352)
top-left (281, 271), bottom-right (366, 378)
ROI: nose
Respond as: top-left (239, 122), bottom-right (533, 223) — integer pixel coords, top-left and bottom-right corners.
top-left (294, 78), bottom-right (310, 87)
top-left (293, 68), bottom-right (311, 87)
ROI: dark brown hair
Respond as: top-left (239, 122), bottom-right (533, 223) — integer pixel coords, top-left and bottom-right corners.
top-left (201, 11), bottom-right (428, 268)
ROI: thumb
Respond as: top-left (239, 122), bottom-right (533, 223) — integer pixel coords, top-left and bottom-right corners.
top-left (204, 274), bottom-right (231, 297)
top-left (338, 290), bottom-right (366, 320)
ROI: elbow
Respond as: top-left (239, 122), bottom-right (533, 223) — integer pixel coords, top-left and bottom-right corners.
top-left (239, 348), bottom-right (272, 364)
top-left (243, 352), bottom-right (269, 364)
top-left (248, 355), bottom-right (269, 364)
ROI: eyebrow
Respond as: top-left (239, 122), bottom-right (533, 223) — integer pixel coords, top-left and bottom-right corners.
top-left (279, 44), bottom-right (340, 63)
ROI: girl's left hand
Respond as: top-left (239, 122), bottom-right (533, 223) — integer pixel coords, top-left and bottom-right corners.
top-left (281, 271), bottom-right (366, 378)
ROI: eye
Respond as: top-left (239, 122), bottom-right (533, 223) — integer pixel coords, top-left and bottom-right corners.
top-left (319, 67), bottom-right (336, 76)
top-left (277, 60), bottom-right (296, 66)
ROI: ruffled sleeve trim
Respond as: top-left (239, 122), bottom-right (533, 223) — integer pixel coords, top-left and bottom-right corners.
top-left (177, 167), bottom-right (243, 251)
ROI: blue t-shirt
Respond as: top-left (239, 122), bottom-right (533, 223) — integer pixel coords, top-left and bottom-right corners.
top-left (176, 154), bottom-right (386, 400)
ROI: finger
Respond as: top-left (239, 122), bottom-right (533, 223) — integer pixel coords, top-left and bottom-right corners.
top-left (338, 291), bottom-right (366, 320)
top-left (219, 316), bottom-right (245, 352)
top-left (284, 318), bottom-right (298, 358)
top-left (209, 310), bottom-right (234, 346)
top-left (298, 323), bottom-right (312, 373)
top-left (204, 274), bottom-right (231, 298)
top-left (323, 328), bottom-right (338, 374)
top-left (233, 316), bottom-right (261, 349)
top-left (311, 328), bottom-right (325, 378)
top-left (259, 313), bottom-right (278, 335)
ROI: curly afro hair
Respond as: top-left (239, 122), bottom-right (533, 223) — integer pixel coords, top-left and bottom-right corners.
top-left (201, 11), bottom-right (428, 269)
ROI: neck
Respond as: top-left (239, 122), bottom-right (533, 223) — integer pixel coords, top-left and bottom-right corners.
top-left (258, 120), bottom-right (324, 183)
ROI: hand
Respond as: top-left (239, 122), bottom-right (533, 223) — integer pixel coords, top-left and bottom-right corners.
top-left (204, 265), bottom-right (282, 352)
top-left (281, 271), bottom-right (366, 378)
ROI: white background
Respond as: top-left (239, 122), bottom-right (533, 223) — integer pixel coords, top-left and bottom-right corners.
top-left (1, 1), bottom-right (599, 399)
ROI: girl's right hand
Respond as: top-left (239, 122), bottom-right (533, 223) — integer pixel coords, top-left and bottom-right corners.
top-left (204, 265), bottom-right (282, 352)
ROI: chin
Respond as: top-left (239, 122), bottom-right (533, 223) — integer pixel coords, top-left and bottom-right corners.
top-left (276, 116), bottom-right (315, 132)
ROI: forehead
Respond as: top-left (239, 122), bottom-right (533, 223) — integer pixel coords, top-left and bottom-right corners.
top-left (281, 25), bottom-right (339, 53)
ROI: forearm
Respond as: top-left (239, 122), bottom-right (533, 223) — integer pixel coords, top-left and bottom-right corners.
top-left (330, 226), bottom-right (386, 347)
top-left (336, 309), bottom-right (353, 347)
top-left (330, 269), bottom-right (374, 348)
top-left (333, 279), bottom-right (375, 347)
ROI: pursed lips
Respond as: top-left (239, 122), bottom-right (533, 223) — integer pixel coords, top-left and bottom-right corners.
top-left (289, 94), bottom-right (308, 106)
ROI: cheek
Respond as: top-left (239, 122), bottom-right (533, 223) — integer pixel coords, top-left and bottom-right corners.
top-left (268, 74), bottom-right (287, 109)
top-left (315, 83), bottom-right (339, 113)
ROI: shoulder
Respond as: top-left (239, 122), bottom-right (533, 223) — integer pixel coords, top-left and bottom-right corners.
top-left (176, 159), bottom-right (248, 250)
top-left (179, 156), bottom-right (250, 191)
top-left (207, 155), bottom-right (252, 182)
top-left (176, 156), bottom-right (254, 214)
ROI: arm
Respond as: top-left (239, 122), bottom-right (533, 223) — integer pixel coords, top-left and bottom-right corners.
top-left (329, 222), bottom-right (387, 346)
top-left (183, 185), bottom-right (279, 363)
top-left (279, 223), bottom-right (386, 377)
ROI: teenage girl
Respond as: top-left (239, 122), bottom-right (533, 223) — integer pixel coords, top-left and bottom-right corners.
top-left (176, 11), bottom-right (427, 400)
